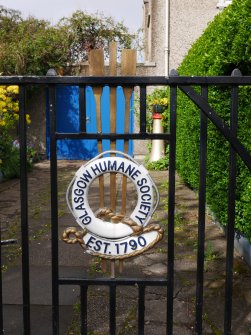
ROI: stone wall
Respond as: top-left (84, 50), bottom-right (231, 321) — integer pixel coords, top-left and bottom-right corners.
top-left (26, 88), bottom-right (47, 156)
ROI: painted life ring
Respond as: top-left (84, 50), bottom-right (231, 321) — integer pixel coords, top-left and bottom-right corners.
top-left (66, 151), bottom-right (159, 239)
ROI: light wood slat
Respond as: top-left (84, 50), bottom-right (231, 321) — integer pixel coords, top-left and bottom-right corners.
top-left (89, 49), bottom-right (105, 208)
top-left (121, 49), bottom-right (136, 215)
top-left (109, 42), bottom-right (117, 212)
top-left (89, 49), bottom-right (105, 76)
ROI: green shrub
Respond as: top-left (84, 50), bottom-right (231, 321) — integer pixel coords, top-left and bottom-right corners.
top-left (145, 146), bottom-right (169, 171)
top-left (0, 133), bottom-right (38, 180)
top-left (0, 133), bottom-right (20, 179)
top-left (171, 0), bottom-right (251, 240)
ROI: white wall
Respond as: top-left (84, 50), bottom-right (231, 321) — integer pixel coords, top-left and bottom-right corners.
top-left (143, 0), bottom-right (220, 76)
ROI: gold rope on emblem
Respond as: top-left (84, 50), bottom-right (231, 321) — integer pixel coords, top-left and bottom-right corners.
top-left (62, 227), bottom-right (87, 245)
top-left (95, 207), bottom-right (143, 235)
top-left (62, 223), bottom-right (164, 260)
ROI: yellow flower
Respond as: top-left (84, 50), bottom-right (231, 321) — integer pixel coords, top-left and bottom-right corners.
top-left (6, 85), bottom-right (19, 94)
top-left (7, 102), bottom-right (14, 108)
top-left (12, 103), bottom-right (19, 112)
top-left (0, 94), bottom-right (6, 101)
top-left (0, 101), bottom-right (6, 109)
top-left (150, 97), bottom-right (168, 106)
top-left (160, 98), bottom-right (168, 105)
top-left (0, 87), bottom-right (6, 95)
top-left (26, 114), bottom-right (31, 125)
top-left (0, 120), bottom-right (6, 126)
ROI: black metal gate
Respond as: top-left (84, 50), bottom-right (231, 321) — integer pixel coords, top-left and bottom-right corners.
top-left (0, 70), bottom-right (251, 334)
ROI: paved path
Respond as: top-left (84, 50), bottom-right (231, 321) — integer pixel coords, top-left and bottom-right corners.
top-left (0, 160), bottom-right (251, 334)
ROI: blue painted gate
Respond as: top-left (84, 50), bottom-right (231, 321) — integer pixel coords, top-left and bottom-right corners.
top-left (46, 86), bottom-right (134, 159)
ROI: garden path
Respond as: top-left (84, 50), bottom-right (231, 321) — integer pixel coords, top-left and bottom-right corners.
top-left (0, 160), bottom-right (250, 334)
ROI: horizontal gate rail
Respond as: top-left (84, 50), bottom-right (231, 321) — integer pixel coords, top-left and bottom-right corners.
top-left (0, 72), bottom-right (250, 335)
top-left (55, 132), bottom-right (170, 140)
top-left (59, 278), bottom-right (168, 286)
top-left (0, 74), bottom-right (251, 85)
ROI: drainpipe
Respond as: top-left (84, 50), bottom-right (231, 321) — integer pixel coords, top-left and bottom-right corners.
top-left (164, 0), bottom-right (170, 76)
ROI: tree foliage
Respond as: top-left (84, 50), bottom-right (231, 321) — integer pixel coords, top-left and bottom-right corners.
top-left (0, 6), bottom-right (135, 180)
top-left (58, 10), bottom-right (132, 63)
top-left (0, 7), bottom-right (68, 74)
top-left (0, 6), bottom-right (134, 75)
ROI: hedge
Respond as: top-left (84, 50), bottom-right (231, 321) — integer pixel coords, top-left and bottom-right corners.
top-left (174, 0), bottom-right (251, 240)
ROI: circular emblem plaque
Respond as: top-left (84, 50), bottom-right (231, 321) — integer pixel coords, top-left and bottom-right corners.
top-left (63, 151), bottom-right (164, 259)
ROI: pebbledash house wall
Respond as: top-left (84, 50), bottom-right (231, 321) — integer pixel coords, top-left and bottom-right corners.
top-left (142, 0), bottom-right (220, 76)
top-left (133, 0), bottom-right (220, 155)
top-left (28, 0), bottom-right (223, 157)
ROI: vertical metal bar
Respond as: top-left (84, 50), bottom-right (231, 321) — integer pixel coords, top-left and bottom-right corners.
top-left (167, 70), bottom-right (178, 335)
top-left (224, 69), bottom-right (241, 335)
top-left (0, 224), bottom-right (3, 334)
top-left (79, 85), bottom-right (86, 132)
top-left (80, 285), bottom-right (88, 335)
top-left (48, 84), bottom-right (59, 334)
top-left (109, 284), bottom-right (116, 335)
top-left (19, 85), bottom-right (31, 334)
top-left (140, 86), bottom-right (147, 133)
top-left (138, 284), bottom-right (145, 335)
top-left (195, 86), bottom-right (208, 334)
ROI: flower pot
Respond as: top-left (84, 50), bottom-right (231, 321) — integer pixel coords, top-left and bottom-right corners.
top-left (152, 104), bottom-right (166, 114)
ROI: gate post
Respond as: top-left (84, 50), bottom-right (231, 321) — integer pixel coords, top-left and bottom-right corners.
top-left (149, 105), bottom-right (165, 162)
